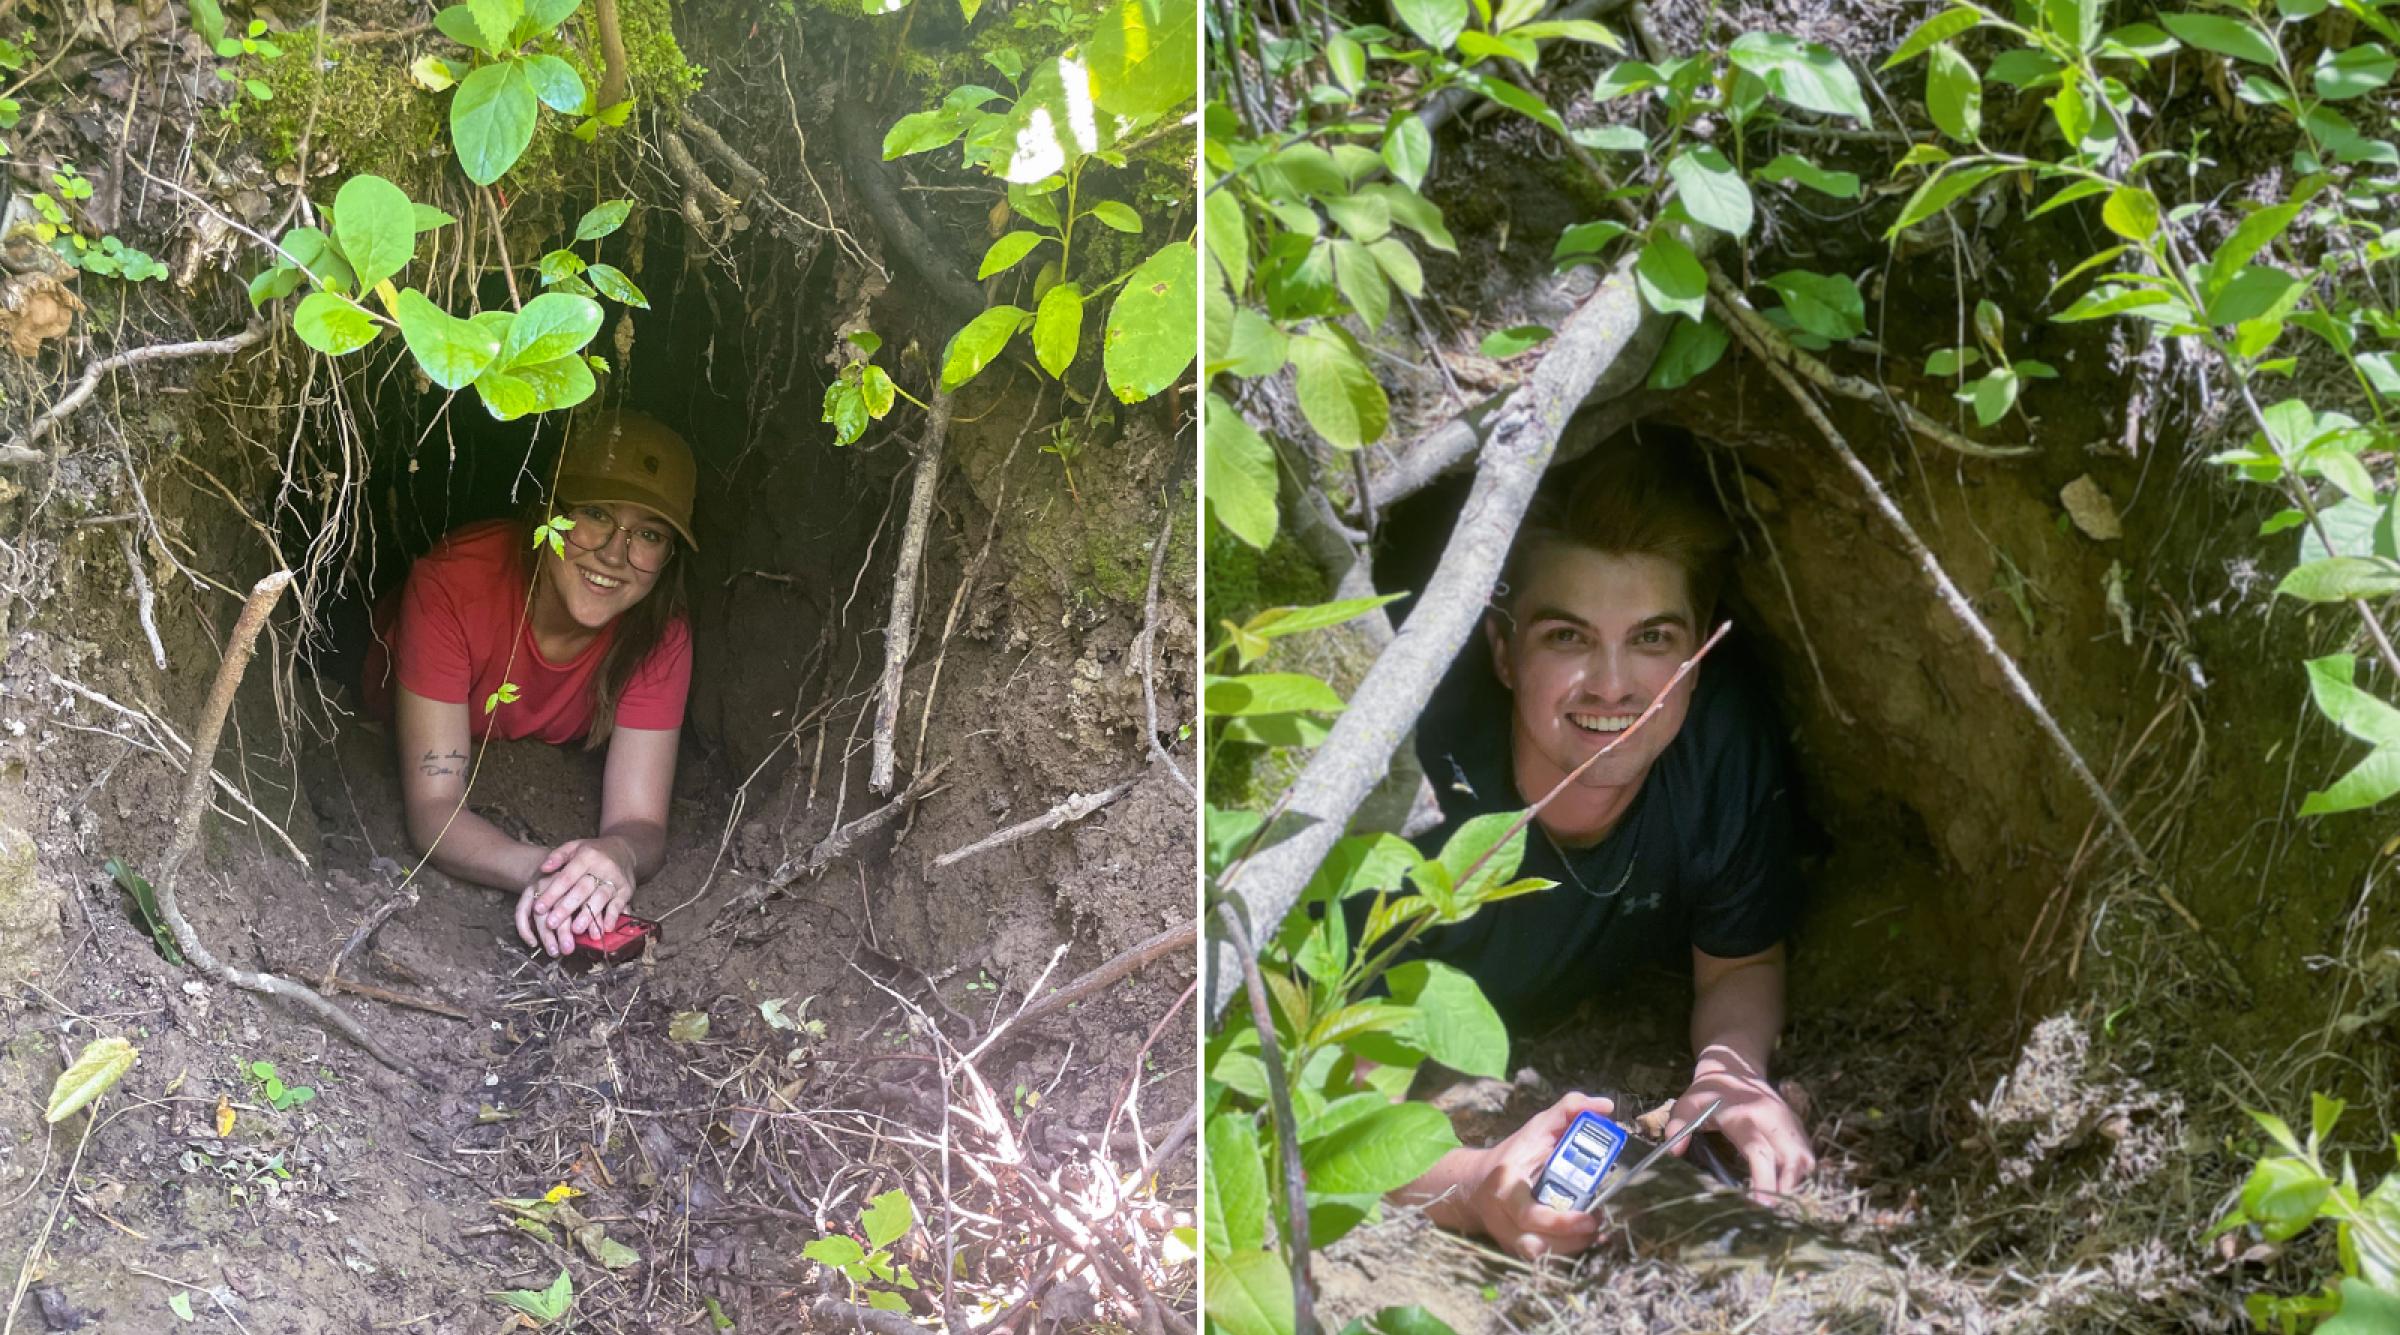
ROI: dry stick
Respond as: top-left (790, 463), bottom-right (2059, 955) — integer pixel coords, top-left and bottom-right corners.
top-left (1009, 919), bottom-right (1198, 1030)
top-left (114, 526), bottom-right (167, 671)
top-left (319, 883), bottom-right (418, 993)
top-left (929, 777), bottom-right (1140, 870)
top-left (871, 388), bottom-right (953, 794)
top-left (1209, 251), bottom-right (1650, 1019)
top-left (146, 572), bottom-right (420, 1077)
top-left (0, 324), bottom-right (264, 460)
top-left (1215, 900), bottom-right (1317, 1335)
top-left (1743, 346), bottom-right (2247, 996)
top-left (1134, 506), bottom-right (1196, 801)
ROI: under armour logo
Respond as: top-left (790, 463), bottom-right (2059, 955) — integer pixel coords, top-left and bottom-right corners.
top-left (1626, 891), bottom-right (1661, 914)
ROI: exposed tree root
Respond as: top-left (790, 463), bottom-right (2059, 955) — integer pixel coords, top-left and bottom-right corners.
top-left (1, 324), bottom-right (265, 461)
top-left (1009, 919), bottom-right (1197, 1029)
top-left (870, 387), bottom-right (951, 794)
top-left (834, 109), bottom-right (985, 315)
top-left (930, 776), bottom-right (1141, 870)
top-left (145, 571), bottom-right (422, 1078)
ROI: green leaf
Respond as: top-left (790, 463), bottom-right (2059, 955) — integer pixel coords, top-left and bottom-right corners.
top-left (2101, 186), bottom-right (2159, 241)
top-left (433, 4), bottom-right (498, 54)
top-left (499, 291), bottom-right (603, 368)
top-left (1204, 1248), bottom-right (1296, 1335)
top-left (1204, 186), bottom-right (1248, 290)
top-left (1086, 0), bottom-right (1198, 119)
top-left (861, 1189), bottom-right (913, 1249)
top-left (1386, 961), bottom-right (1507, 1078)
top-left (1967, 367), bottom-right (2020, 425)
top-left (1479, 325), bottom-right (1551, 358)
top-left (294, 291), bottom-right (379, 356)
top-left (1470, 75), bottom-right (1565, 133)
top-left (1383, 115), bottom-right (1432, 191)
top-left (1087, 199), bottom-right (1143, 233)
top-left (1214, 307), bottom-right (1289, 378)
top-left (2318, 43), bottom-right (2396, 99)
top-left (45, 1036), bottom-right (136, 1123)
top-left (1206, 1114), bottom-right (1268, 1254)
top-left (2241, 1157), bottom-right (2332, 1240)
top-left (1726, 32), bottom-right (1870, 121)
top-left (1553, 220), bottom-right (1631, 260)
top-left (941, 304), bottom-right (1028, 389)
top-left (247, 264), bottom-right (303, 310)
top-left (465, 0), bottom-right (523, 53)
top-left (2304, 653), bottom-right (2400, 750)
top-left (522, 53), bottom-right (584, 112)
top-left (1205, 395), bottom-right (1279, 549)
top-left (451, 62), bottom-right (540, 186)
top-left (509, 353), bottom-right (598, 412)
top-left (525, 0), bottom-right (580, 27)
top-left (2279, 556), bottom-right (2400, 603)
top-left (1332, 239), bottom-right (1391, 331)
top-left (2158, 12), bottom-right (2279, 65)
top-left (1288, 324), bottom-right (1388, 448)
top-left (1886, 163), bottom-right (2014, 238)
top-left (1635, 235), bottom-right (1707, 321)
top-left (586, 263), bottom-right (647, 308)
top-left (167, 1292), bottom-right (194, 1322)
top-left (803, 1235), bottom-right (866, 1268)
top-left (1205, 672), bottom-right (1346, 716)
top-left (1758, 153), bottom-right (1859, 198)
top-left (1885, 5), bottom-right (1982, 67)
top-left (1667, 147), bottom-right (1751, 237)
top-left (396, 289), bottom-right (502, 390)
top-left (575, 199), bottom-right (632, 241)
top-left (883, 109), bottom-right (961, 159)
top-left (473, 367), bottom-right (540, 420)
top-left (332, 175), bottom-right (415, 291)
top-left (2321, 1279), bottom-right (2400, 1335)
top-left (1392, 0), bottom-right (1467, 50)
top-left (1104, 241), bottom-right (1197, 402)
top-left (1927, 43), bottom-right (1982, 141)
top-left (1301, 1102), bottom-right (1459, 1195)
top-left (1647, 315), bottom-right (1730, 388)
top-left (1764, 270), bottom-right (1865, 340)
top-left (489, 1267), bottom-right (573, 1325)
top-left (1025, 281), bottom-right (1083, 377)
top-left (977, 231), bottom-right (1050, 280)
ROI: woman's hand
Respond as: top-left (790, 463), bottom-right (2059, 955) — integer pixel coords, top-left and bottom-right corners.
top-left (515, 837), bottom-right (637, 954)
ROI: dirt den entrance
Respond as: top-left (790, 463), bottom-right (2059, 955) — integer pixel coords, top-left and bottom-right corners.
top-left (0, 3), bottom-right (1198, 1332)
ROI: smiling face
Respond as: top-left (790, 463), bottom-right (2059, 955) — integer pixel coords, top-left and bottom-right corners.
top-left (1487, 542), bottom-right (1700, 840)
top-left (539, 501), bottom-right (673, 636)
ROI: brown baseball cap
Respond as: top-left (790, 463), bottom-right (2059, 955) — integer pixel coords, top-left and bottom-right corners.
top-left (555, 409), bottom-right (699, 551)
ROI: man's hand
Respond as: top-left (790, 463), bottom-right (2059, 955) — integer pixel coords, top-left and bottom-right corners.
top-left (516, 837), bottom-right (638, 954)
top-left (1665, 1052), bottom-right (1812, 1205)
top-left (1417, 1091), bottom-right (1618, 1261)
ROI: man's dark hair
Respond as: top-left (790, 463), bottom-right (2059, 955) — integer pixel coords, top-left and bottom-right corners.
top-left (1496, 439), bottom-right (1737, 625)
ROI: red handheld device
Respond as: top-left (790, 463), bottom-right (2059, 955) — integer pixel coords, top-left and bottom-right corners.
top-left (568, 914), bottom-right (661, 966)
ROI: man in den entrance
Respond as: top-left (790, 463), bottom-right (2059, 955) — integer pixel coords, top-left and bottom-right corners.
top-left (364, 409), bottom-right (696, 958)
top-left (1391, 448), bottom-right (1813, 1260)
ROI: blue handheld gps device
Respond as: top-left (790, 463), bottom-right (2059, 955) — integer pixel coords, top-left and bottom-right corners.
top-left (1533, 1110), bottom-right (1631, 1212)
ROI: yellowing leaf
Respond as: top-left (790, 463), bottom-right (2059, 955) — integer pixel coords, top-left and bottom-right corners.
top-left (543, 1182), bottom-right (581, 1204)
top-left (46, 1036), bottom-right (136, 1123)
top-left (215, 1093), bottom-right (235, 1138)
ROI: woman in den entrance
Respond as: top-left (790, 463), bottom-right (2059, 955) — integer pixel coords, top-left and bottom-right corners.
top-left (365, 409), bottom-right (696, 957)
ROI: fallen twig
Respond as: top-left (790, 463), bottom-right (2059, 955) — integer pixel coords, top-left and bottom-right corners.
top-left (1210, 251), bottom-right (1649, 1018)
top-left (871, 389), bottom-right (952, 794)
top-left (930, 777), bottom-right (1139, 870)
top-left (1009, 919), bottom-right (1197, 1030)
top-left (1, 325), bottom-right (265, 460)
top-left (319, 973), bottom-right (470, 1022)
top-left (115, 527), bottom-right (167, 672)
top-left (144, 572), bottom-right (420, 1077)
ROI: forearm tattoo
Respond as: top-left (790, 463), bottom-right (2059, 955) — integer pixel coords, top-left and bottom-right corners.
top-left (417, 749), bottom-right (467, 778)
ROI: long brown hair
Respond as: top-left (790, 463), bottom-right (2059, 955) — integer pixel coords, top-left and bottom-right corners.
top-left (519, 502), bottom-right (690, 749)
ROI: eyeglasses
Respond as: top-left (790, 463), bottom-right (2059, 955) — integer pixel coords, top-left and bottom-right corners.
top-left (556, 505), bottom-right (676, 573)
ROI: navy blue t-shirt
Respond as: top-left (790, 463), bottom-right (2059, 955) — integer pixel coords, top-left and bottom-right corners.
top-left (1405, 635), bottom-right (1802, 1030)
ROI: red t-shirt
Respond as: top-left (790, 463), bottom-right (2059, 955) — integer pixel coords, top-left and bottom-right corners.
top-left (363, 519), bottom-right (692, 744)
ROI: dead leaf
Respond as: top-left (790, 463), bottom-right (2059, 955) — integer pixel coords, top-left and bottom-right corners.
top-left (2060, 475), bottom-right (2122, 541)
top-left (215, 1093), bottom-right (235, 1138)
top-left (0, 273), bottom-right (83, 358)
